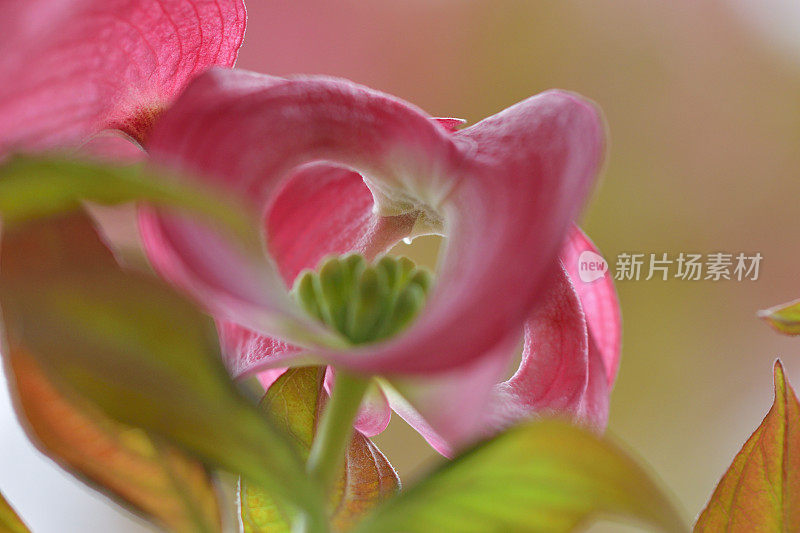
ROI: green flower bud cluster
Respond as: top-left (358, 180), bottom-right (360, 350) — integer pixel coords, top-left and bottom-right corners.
top-left (291, 254), bottom-right (433, 345)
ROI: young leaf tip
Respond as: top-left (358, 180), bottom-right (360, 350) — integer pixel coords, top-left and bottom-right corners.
top-left (775, 358), bottom-right (787, 392)
top-left (758, 298), bottom-right (800, 336)
top-left (694, 358), bottom-right (800, 532)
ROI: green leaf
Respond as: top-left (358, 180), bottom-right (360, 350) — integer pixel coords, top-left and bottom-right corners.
top-left (0, 155), bottom-right (257, 247)
top-left (241, 367), bottom-right (323, 532)
top-left (241, 368), bottom-right (400, 532)
top-left (695, 361), bottom-right (800, 532)
top-left (0, 154), bottom-right (344, 352)
top-left (355, 420), bottom-right (686, 533)
top-left (758, 299), bottom-right (800, 336)
top-left (0, 490), bottom-right (30, 533)
top-left (5, 348), bottom-right (221, 532)
top-left (0, 214), bottom-right (324, 525)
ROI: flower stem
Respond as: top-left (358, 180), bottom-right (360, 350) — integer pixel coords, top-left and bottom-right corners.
top-left (306, 370), bottom-right (369, 492)
top-left (292, 510), bottom-right (328, 533)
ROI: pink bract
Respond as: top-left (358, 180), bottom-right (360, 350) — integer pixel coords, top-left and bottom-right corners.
top-left (0, 0), bottom-right (245, 153)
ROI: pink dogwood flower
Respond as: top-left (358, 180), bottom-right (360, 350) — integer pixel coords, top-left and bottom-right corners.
top-left (137, 68), bottom-right (619, 455)
top-left (0, 0), bottom-right (620, 456)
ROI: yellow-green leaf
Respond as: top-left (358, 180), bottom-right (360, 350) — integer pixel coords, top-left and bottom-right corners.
top-left (5, 349), bottom-right (221, 532)
top-left (758, 299), bottom-right (800, 336)
top-left (0, 153), bottom-right (342, 352)
top-left (356, 420), bottom-right (686, 533)
top-left (0, 214), bottom-right (323, 525)
top-left (0, 490), bottom-right (29, 533)
top-left (0, 155), bottom-right (257, 247)
top-left (241, 368), bottom-right (400, 532)
top-left (695, 361), bottom-right (800, 532)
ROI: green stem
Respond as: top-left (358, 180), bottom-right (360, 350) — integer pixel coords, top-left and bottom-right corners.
top-left (307, 370), bottom-right (369, 492)
top-left (292, 509), bottom-right (328, 533)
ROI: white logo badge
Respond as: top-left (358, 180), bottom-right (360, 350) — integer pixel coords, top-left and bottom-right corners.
top-left (577, 251), bottom-right (608, 283)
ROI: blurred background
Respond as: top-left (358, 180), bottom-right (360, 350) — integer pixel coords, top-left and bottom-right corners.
top-left (3, 0), bottom-right (800, 530)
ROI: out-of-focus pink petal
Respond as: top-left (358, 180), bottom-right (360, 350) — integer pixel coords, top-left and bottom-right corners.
top-left (385, 342), bottom-right (515, 457)
top-left (140, 69), bottom-right (605, 379)
top-left (561, 226), bottom-right (621, 386)
top-left (0, 0), bottom-right (245, 153)
top-left (255, 367), bottom-right (288, 391)
top-left (386, 265), bottom-right (595, 456)
top-left (352, 386), bottom-right (392, 437)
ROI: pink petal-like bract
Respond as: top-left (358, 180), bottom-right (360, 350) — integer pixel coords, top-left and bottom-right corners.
top-left (388, 252), bottom-right (617, 456)
top-left (0, 0), bottom-right (246, 153)
top-left (562, 226), bottom-right (621, 386)
top-left (138, 68), bottom-right (615, 450)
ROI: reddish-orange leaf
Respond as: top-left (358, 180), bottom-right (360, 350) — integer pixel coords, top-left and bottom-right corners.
top-left (5, 348), bottom-right (222, 533)
top-left (329, 434), bottom-right (400, 531)
top-left (241, 368), bottom-right (399, 532)
top-left (695, 361), bottom-right (800, 532)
